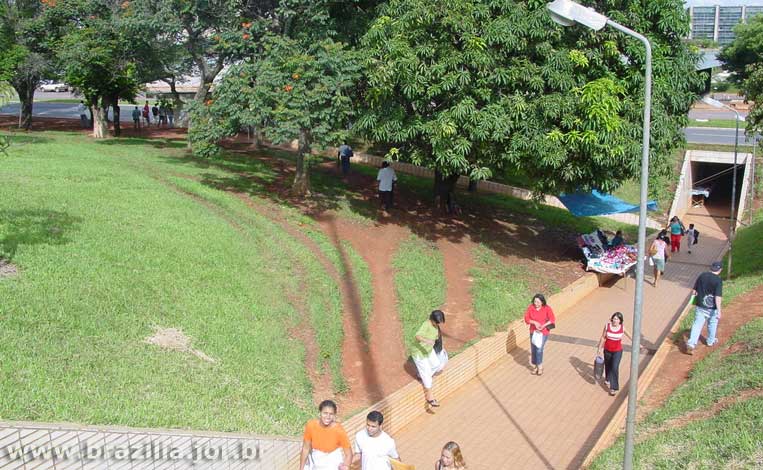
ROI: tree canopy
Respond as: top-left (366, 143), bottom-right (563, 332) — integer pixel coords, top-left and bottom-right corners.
top-left (358, 0), bottom-right (703, 198)
top-left (719, 14), bottom-right (763, 133)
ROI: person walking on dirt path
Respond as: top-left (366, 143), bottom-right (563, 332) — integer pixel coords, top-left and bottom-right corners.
top-left (669, 216), bottom-right (685, 253)
top-left (595, 312), bottom-right (639, 396)
top-left (352, 411), bottom-right (400, 470)
top-left (167, 106), bottom-right (174, 128)
top-left (686, 223), bottom-right (699, 254)
top-left (524, 293), bottom-right (556, 376)
top-left (78, 101), bottom-right (89, 128)
top-left (435, 441), bottom-right (467, 470)
top-left (158, 105), bottom-right (167, 127)
top-left (142, 101), bottom-right (151, 127)
top-left (686, 262), bottom-right (723, 355)
top-left (131, 106), bottom-right (141, 130)
top-left (412, 310), bottom-right (448, 412)
top-left (299, 399), bottom-right (352, 470)
top-left (650, 231), bottom-right (670, 287)
top-left (338, 143), bottom-right (353, 176)
top-left (377, 161), bottom-right (397, 211)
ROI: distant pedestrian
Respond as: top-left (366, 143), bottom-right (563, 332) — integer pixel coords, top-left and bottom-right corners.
top-left (435, 441), bottom-right (467, 470)
top-left (609, 230), bottom-right (624, 249)
top-left (158, 105), bottom-right (167, 127)
top-left (686, 262), bottom-right (723, 355)
top-left (649, 231), bottom-right (670, 287)
top-left (142, 101), bottom-right (150, 126)
top-left (299, 400), bottom-right (352, 470)
top-left (524, 293), bottom-right (555, 376)
top-left (412, 310), bottom-right (448, 412)
top-left (151, 104), bottom-right (159, 126)
top-left (686, 223), bottom-right (699, 254)
top-left (377, 161), bottom-right (397, 210)
top-left (78, 101), bottom-right (89, 128)
top-left (595, 312), bottom-right (638, 396)
top-left (669, 216), bottom-right (685, 252)
top-left (131, 106), bottom-right (141, 130)
top-left (352, 411), bottom-right (400, 470)
top-left (338, 143), bottom-right (353, 176)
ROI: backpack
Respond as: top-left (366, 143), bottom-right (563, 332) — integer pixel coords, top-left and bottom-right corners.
top-left (693, 230), bottom-right (700, 245)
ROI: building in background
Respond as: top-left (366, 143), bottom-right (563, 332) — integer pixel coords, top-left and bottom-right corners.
top-left (687, 0), bottom-right (763, 45)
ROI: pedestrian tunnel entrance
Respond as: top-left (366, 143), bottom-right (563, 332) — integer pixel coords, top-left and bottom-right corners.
top-left (670, 150), bottom-right (753, 229)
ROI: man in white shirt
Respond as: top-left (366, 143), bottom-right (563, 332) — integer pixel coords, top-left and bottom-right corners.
top-left (78, 101), bottom-right (89, 128)
top-left (352, 411), bottom-right (400, 470)
top-left (376, 161), bottom-right (397, 210)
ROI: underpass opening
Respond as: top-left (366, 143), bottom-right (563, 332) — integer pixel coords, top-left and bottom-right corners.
top-left (691, 160), bottom-right (746, 219)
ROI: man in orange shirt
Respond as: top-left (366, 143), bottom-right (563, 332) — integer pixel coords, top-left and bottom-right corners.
top-left (299, 400), bottom-right (352, 470)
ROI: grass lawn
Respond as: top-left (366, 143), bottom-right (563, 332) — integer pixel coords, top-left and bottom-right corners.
top-left (392, 235), bottom-right (446, 356)
top-left (688, 118), bottom-right (743, 129)
top-left (469, 245), bottom-right (532, 336)
top-left (0, 132), bottom-right (362, 434)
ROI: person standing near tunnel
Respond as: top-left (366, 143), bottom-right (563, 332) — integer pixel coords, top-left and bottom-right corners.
top-left (669, 216), bottom-right (685, 252)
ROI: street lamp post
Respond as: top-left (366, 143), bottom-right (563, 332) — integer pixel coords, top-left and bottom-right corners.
top-left (546, 1), bottom-right (651, 468)
top-left (700, 96), bottom-right (742, 280)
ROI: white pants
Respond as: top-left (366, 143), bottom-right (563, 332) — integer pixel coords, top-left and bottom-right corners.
top-left (304, 448), bottom-right (344, 469)
top-left (413, 349), bottom-right (448, 389)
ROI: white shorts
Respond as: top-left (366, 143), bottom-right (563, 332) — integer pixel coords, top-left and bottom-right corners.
top-left (413, 349), bottom-right (448, 389)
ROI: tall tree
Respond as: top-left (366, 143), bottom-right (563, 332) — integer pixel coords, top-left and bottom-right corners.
top-left (359, 0), bottom-right (703, 204)
top-left (0, 0), bottom-right (54, 130)
top-left (719, 15), bottom-right (763, 133)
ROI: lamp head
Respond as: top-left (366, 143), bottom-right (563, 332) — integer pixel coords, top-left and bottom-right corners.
top-left (701, 96), bottom-right (724, 109)
top-left (546, 0), bottom-right (608, 31)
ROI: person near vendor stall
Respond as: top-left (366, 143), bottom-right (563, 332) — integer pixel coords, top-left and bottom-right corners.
top-left (650, 231), bottom-right (670, 287)
top-left (608, 230), bottom-right (624, 249)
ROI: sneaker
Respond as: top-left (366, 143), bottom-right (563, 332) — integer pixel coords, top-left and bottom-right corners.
top-left (686, 346), bottom-right (694, 355)
top-left (706, 341), bottom-right (716, 347)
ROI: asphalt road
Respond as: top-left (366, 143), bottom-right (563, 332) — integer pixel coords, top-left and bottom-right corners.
top-left (2, 100), bottom-right (759, 146)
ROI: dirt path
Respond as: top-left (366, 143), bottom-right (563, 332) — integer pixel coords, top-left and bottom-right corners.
top-left (437, 236), bottom-right (479, 349)
top-left (637, 285), bottom-right (763, 424)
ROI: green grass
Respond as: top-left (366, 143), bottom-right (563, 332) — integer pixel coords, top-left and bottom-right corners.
top-left (688, 118), bottom-right (743, 129)
top-left (392, 235), bottom-right (446, 356)
top-left (469, 245), bottom-right (532, 336)
top-left (0, 132), bottom-right (358, 434)
top-left (590, 317), bottom-right (763, 469)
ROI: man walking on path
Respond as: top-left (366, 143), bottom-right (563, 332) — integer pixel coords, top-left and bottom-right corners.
top-left (338, 143), bottom-right (353, 176)
top-left (131, 106), bottom-right (141, 130)
top-left (686, 261), bottom-right (723, 355)
top-left (352, 411), bottom-right (400, 470)
top-left (377, 161), bottom-right (397, 211)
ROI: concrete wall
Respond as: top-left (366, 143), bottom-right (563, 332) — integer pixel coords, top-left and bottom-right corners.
top-left (0, 421), bottom-right (301, 470)
top-left (669, 151), bottom-right (693, 221)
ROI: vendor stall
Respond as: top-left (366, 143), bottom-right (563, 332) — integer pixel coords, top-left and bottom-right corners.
top-left (578, 230), bottom-right (638, 275)
top-left (691, 186), bottom-right (712, 207)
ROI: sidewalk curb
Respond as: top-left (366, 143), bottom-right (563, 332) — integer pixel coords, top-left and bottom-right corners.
top-left (581, 298), bottom-right (695, 468)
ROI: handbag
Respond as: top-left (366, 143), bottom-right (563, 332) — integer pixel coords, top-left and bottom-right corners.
top-left (594, 355), bottom-right (604, 379)
top-left (531, 331), bottom-right (544, 348)
top-left (648, 243), bottom-right (658, 257)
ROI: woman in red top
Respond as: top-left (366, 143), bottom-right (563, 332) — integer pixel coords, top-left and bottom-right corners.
top-left (595, 312), bottom-right (634, 396)
top-left (523, 293), bottom-right (556, 376)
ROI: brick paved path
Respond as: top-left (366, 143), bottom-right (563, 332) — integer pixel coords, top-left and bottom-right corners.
top-left (393, 205), bottom-right (729, 470)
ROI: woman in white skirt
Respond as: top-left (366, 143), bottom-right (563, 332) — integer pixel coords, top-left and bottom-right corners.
top-left (412, 310), bottom-right (448, 411)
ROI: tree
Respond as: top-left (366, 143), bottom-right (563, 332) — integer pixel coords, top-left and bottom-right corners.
top-left (0, 0), bottom-right (55, 130)
top-left (45, 0), bottom-right (160, 138)
top-left (719, 15), bottom-right (763, 133)
top-left (191, 36), bottom-right (361, 195)
top-left (358, 0), bottom-right (703, 204)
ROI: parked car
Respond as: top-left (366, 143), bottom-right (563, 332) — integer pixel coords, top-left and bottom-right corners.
top-left (39, 82), bottom-right (69, 92)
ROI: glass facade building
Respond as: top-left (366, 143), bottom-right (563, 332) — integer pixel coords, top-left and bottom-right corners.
top-left (687, 1), bottom-right (763, 45)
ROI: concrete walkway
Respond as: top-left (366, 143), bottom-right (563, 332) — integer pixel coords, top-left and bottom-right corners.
top-left (393, 204), bottom-right (729, 470)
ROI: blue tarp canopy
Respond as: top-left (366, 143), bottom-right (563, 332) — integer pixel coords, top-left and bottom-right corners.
top-left (558, 190), bottom-right (658, 217)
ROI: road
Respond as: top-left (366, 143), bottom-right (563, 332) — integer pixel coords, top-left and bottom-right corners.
top-left (2, 101), bottom-right (760, 145)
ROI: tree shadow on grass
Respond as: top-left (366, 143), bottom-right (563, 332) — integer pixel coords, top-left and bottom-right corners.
top-left (153, 144), bottom-right (602, 272)
top-left (95, 137), bottom-right (186, 150)
top-left (0, 210), bottom-right (81, 261)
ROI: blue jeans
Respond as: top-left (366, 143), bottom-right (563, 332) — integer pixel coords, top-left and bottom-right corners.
top-left (687, 306), bottom-right (719, 348)
top-left (530, 333), bottom-right (549, 365)
top-left (340, 156), bottom-right (351, 175)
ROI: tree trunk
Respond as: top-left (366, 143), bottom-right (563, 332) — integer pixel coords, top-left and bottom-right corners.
top-left (434, 170), bottom-right (460, 213)
top-left (292, 128), bottom-right (311, 196)
top-left (12, 80), bottom-right (36, 130)
top-left (112, 103), bottom-right (121, 137)
top-left (251, 127), bottom-right (262, 149)
top-left (92, 102), bottom-right (109, 139)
